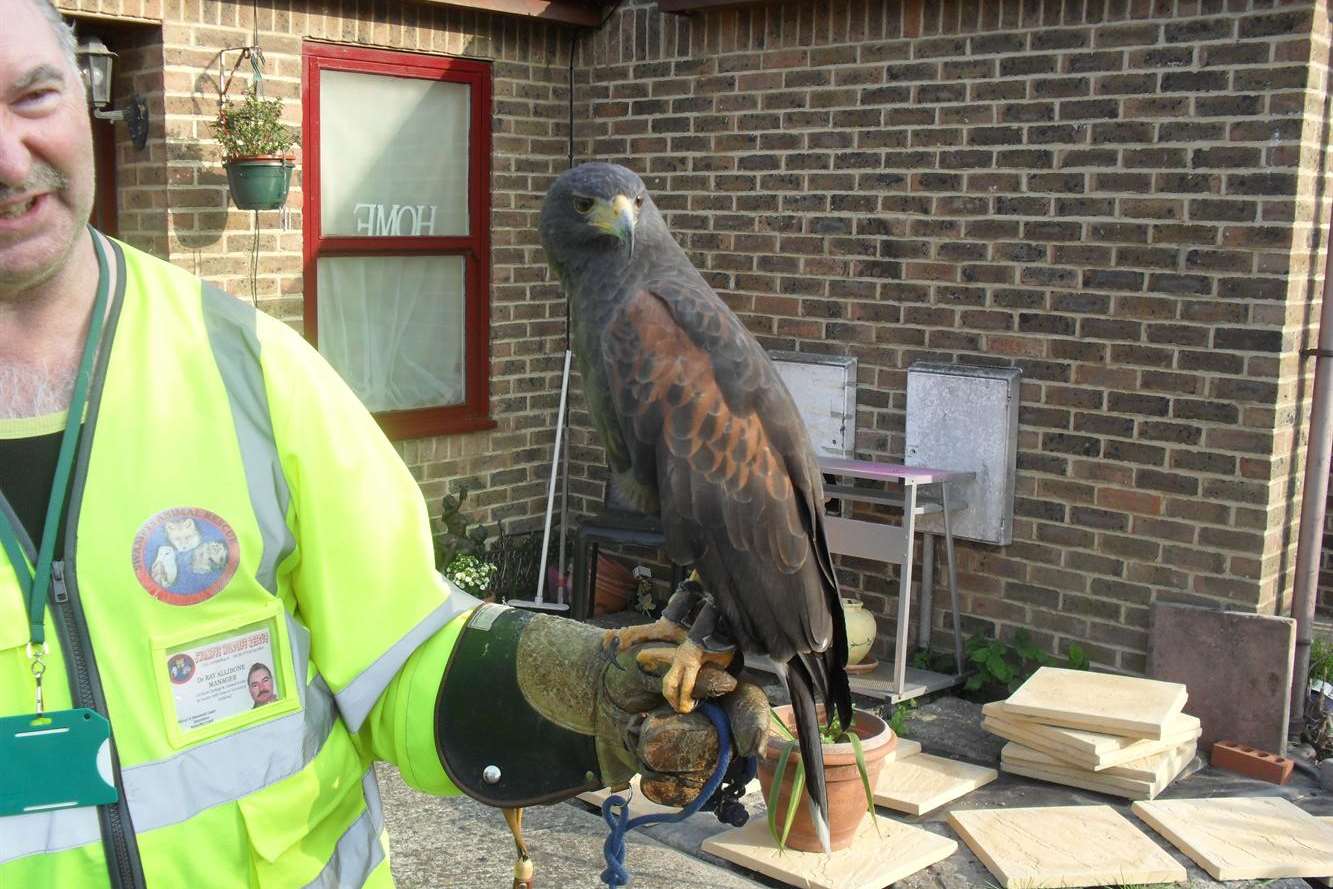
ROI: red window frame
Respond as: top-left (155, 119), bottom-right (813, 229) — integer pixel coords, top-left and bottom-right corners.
top-left (301, 42), bottom-right (494, 440)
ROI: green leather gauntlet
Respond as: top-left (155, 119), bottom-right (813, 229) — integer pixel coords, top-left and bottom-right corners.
top-left (434, 604), bottom-right (768, 808)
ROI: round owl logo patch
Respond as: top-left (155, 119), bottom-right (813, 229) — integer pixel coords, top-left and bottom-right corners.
top-left (133, 508), bottom-right (239, 605)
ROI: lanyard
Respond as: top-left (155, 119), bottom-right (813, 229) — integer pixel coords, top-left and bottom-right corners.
top-left (0, 231), bottom-right (109, 712)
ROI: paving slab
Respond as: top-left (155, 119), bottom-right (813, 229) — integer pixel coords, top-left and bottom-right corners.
top-left (703, 813), bottom-right (956, 889)
top-left (1001, 666), bottom-right (1188, 738)
top-left (1134, 797), bottom-right (1333, 880)
top-left (1148, 602), bottom-right (1296, 754)
top-left (894, 695), bottom-right (1325, 889)
top-left (381, 692), bottom-right (1328, 889)
top-left (949, 805), bottom-right (1186, 888)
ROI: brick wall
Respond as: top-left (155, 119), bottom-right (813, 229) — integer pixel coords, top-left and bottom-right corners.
top-left (110, 24), bottom-right (169, 257)
top-left (59, 0), bottom-right (577, 542)
top-left (574, 0), bottom-right (1333, 671)
top-left (63, 0), bottom-right (1333, 672)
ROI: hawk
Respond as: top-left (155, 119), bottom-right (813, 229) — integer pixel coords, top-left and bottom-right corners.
top-left (539, 163), bottom-right (851, 851)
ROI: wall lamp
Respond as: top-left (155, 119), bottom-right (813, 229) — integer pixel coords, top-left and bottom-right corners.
top-left (76, 36), bottom-right (149, 150)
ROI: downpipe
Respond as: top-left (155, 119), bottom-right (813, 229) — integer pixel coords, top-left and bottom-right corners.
top-left (1290, 243), bottom-right (1333, 739)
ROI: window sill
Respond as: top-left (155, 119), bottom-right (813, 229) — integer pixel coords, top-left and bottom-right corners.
top-left (376, 407), bottom-right (497, 441)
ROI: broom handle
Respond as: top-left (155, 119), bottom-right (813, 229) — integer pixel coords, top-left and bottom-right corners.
top-left (558, 375), bottom-right (572, 603)
top-left (535, 350), bottom-right (573, 603)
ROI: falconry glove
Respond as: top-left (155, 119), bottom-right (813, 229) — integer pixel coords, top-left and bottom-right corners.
top-left (433, 604), bottom-right (768, 808)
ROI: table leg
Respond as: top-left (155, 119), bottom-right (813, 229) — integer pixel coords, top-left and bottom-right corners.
top-left (942, 485), bottom-right (964, 677)
top-left (919, 532), bottom-right (935, 650)
top-left (894, 484), bottom-right (917, 699)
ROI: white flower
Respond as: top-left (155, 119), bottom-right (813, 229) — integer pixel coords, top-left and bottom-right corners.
top-left (445, 554), bottom-right (496, 596)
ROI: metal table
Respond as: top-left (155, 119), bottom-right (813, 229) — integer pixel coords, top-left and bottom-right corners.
top-left (819, 457), bottom-right (975, 703)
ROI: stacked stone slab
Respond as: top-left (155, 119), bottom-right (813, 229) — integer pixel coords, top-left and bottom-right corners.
top-left (982, 666), bottom-right (1198, 799)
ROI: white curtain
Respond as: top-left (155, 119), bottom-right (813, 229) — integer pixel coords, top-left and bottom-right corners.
top-left (317, 256), bottom-right (466, 412)
top-left (315, 66), bottom-right (472, 413)
top-left (320, 70), bottom-right (470, 237)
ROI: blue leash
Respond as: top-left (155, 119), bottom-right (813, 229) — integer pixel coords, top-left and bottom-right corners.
top-left (599, 702), bottom-right (752, 887)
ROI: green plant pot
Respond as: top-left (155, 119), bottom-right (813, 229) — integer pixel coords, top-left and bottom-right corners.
top-left (225, 158), bottom-right (293, 211)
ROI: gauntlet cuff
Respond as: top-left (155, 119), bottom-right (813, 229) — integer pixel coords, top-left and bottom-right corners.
top-left (434, 604), bottom-right (603, 807)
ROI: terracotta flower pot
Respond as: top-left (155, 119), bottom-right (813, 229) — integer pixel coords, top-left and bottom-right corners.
top-left (757, 704), bottom-right (895, 852)
top-left (593, 553), bottom-right (633, 615)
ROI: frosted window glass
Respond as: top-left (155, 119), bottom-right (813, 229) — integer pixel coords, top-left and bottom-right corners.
top-left (317, 256), bottom-right (466, 411)
top-left (320, 70), bottom-right (469, 237)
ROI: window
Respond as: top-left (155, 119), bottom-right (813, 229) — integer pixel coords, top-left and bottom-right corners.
top-left (302, 43), bottom-right (493, 439)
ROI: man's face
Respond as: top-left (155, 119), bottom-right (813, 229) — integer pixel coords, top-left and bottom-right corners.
top-left (248, 667), bottom-right (275, 705)
top-left (0, 0), bottom-right (95, 298)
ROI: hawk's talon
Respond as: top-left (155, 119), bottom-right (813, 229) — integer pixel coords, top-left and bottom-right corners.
top-left (651, 639), bottom-right (735, 713)
top-left (602, 617), bottom-right (689, 653)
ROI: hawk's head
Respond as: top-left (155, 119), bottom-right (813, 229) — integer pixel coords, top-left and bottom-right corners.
top-left (539, 163), bottom-right (653, 264)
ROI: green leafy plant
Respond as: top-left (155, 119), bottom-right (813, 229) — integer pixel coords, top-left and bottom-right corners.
top-left (435, 487), bottom-right (500, 597)
top-left (765, 709), bottom-right (879, 852)
top-left (1303, 637), bottom-right (1333, 759)
top-left (1310, 637), bottom-right (1333, 686)
top-left (211, 86), bottom-right (299, 162)
top-left (887, 699), bottom-right (916, 738)
top-left (963, 630), bottom-right (1089, 697)
top-left (1066, 642), bottom-right (1091, 671)
top-left (909, 646), bottom-right (957, 674)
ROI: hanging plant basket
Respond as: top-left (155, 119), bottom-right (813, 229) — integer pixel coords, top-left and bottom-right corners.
top-left (212, 85), bottom-right (300, 212)
top-left (225, 156), bottom-right (293, 211)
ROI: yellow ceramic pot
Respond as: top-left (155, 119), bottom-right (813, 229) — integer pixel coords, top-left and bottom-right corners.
top-left (842, 597), bottom-right (877, 665)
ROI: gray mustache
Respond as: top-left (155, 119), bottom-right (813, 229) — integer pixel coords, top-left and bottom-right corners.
top-left (0, 164), bottom-right (67, 202)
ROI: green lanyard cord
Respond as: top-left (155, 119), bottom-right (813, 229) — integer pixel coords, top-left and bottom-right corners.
top-left (0, 230), bottom-right (110, 649)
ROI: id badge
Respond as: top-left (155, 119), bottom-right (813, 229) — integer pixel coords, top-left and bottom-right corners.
top-left (0, 708), bottom-right (118, 816)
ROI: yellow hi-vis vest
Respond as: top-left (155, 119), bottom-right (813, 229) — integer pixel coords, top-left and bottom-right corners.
top-left (0, 234), bottom-right (474, 888)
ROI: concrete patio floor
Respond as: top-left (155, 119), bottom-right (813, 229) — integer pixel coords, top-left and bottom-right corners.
top-left (382, 680), bottom-right (1325, 888)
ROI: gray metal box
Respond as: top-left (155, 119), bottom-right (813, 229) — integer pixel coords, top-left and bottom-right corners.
top-left (768, 351), bottom-right (857, 459)
top-left (905, 362), bottom-right (1020, 545)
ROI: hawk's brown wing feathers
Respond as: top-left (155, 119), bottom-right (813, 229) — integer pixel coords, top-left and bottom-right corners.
top-left (602, 281), bottom-right (837, 661)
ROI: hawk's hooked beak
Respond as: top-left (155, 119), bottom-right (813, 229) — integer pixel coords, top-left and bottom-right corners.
top-left (592, 194), bottom-right (637, 255)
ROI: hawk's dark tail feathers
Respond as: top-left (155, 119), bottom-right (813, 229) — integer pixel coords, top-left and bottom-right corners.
top-left (779, 656), bottom-right (833, 854)
top-left (826, 594), bottom-right (852, 731)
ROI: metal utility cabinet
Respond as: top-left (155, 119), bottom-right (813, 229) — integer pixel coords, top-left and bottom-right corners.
top-left (905, 362), bottom-right (1021, 547)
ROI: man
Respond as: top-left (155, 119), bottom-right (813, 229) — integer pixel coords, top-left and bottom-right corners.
top-left (0, 1), bottom-right (766, 886)
top-left (248, 663), bottom-right (276, 708)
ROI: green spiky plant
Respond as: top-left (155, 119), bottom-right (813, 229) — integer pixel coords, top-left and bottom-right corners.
top-left (765, 709), bottom-right (879, 852)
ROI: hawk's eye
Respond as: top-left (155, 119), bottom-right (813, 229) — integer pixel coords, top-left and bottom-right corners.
top-left (573, 196), bottom-right (595, 214)
top-left (634, 194), bottom-right (645, 209)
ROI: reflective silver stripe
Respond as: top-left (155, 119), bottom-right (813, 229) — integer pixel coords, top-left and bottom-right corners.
top-left (335, 580), bottom-right (480, 733)
top-left (303, 769), bottom-right (386, 889)
top-left (0, 804), bottom-right (101, 863)
top-left (122, 676), bottom-right (336, 834)
top-left (122, 612), bottom-right (329, 834)
top-left (200, 282), bottom-right (295, 593)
